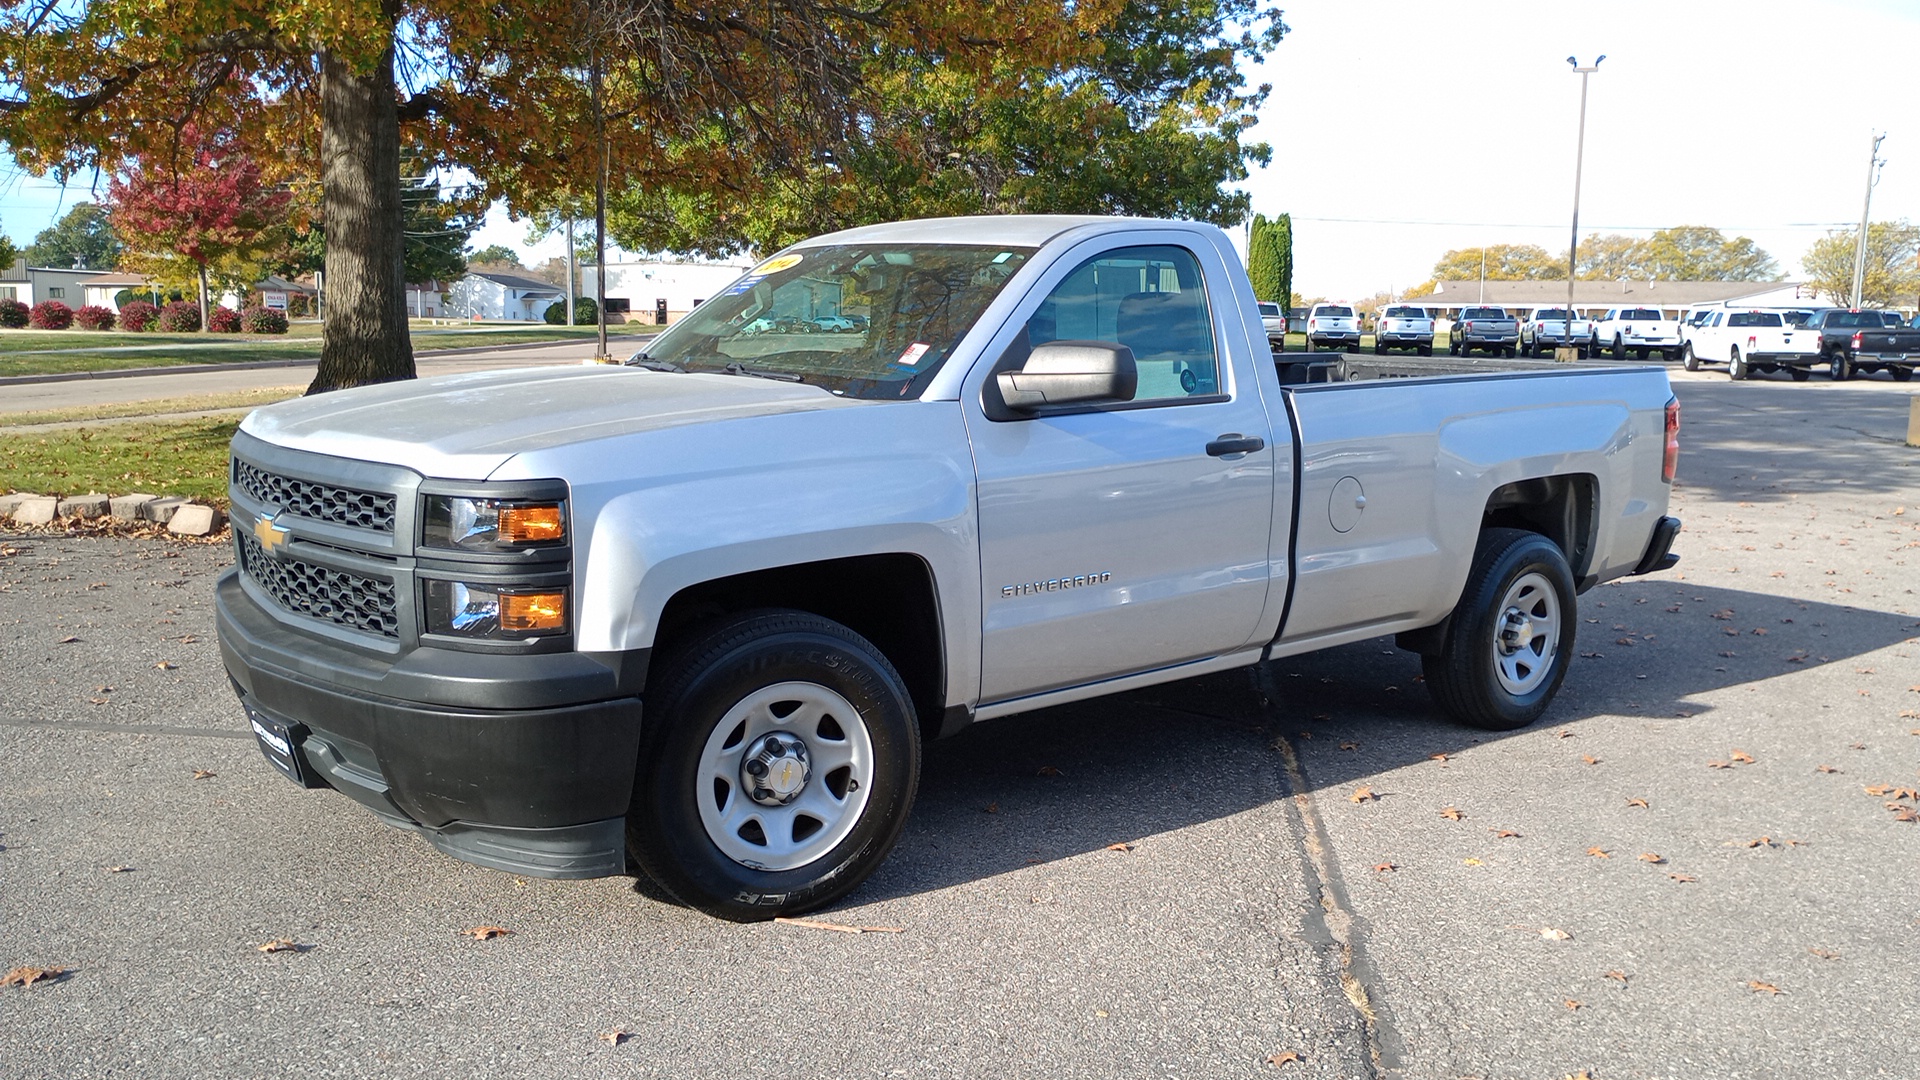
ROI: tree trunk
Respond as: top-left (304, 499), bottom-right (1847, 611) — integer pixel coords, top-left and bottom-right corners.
top-left (310, 32), bottom-right (413, 393)
top-left (196, 263), bottom-right (210, 331)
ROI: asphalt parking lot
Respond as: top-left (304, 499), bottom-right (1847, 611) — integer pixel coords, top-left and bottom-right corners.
top-left (3, 368), bottom-right (1917, 1079)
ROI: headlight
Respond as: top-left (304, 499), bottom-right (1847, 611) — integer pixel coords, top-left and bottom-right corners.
top-left (423, 496), bottom-right (566, 550)
top-left (423, 580), bottom-right (568, 638)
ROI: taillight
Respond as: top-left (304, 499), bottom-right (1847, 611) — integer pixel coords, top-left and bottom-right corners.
top-left (1851, 331), bottom-right (1863, 349)
top-left (1464, 321), bottom-right (1475, 331)
top-left (1663, 398), bottom-right (1680, 484)
top-left (1747, 335), bottom-right (1757, 350)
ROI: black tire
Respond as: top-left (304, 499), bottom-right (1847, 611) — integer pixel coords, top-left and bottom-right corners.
top-left (1417, 344), bottom-right (1433, 356)
top-left (1346, 342), bottom-right (1360, 354)
top-left (1611, 336), bottom-right (1626, 360)
top-left (1635, 347), bottom-right (1649, 361)
top-left (1828, 351), bottom-right (1849, 381)
top-left (1422, 529), bottom-right (1577, 731)
top-left (1373, 340), bottom-right (1384, 355)
top-left (1789, 367), bottom-right (1811, 382)
top-left (626, 610), bottom-right (921, 921)
top-left (1682, 344), bottom-right (1700, 372)
top-left (1892, 367), bottom-right (1914, 382)
top-left (1729, 347), bottom-right (1748, 380)
top-left (1503, 346), bottom-right (1517, 358)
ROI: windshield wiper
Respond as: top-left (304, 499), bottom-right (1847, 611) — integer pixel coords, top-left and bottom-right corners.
top-left (721, 362), bottom-right (803, 383)
top-left (622, 353), bottom-right (684, 372)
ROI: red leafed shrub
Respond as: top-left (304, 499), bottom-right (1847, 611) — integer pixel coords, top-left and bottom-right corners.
top-left (117, 300), bottom-right (158, 332)
top-left (29, 300), bottom-right (74, 330)
top-left (157, 300), bottom-right (201, 332)
top-left (208, 306), bottom-right (243, 333)
top-left (73, 305), bottom-right (118, 330)
top-left (240, 305), bottom-right (289, 334)
top-left (0, 297), bottom-right (28, 329)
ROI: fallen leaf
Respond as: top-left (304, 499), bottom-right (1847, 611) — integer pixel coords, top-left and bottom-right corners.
top-left (1707, 760), bottom-right (1732, 769)
top-left (1581, 755), bottom-right (1601, 766)
top-left (1638, 852), bottom-right (1666, 864)
top-left (58, 635), bottom-right (80, 644)
top-left (1668, 873), bottom-right (1697, 883)
top-left (104, 865), bottom-right (134, 874)
top-left (1556, 729), bottom-right (1576, 739)
top-left (598, 1030), bottom-right (631, 1047)
top-left (1349, 786), bottom-right (1377, 804)
top-left (1893, 807), bottom-right (1919, 823)
top-left (773, 917), bottom-right (904, 935)
top-left (1036, 765), bottom-right (1062, 776)
top-left (1491, 828), bottom-right (1521, 839)
top-left (1816, 765), bottom-right (1840, 774)
top-left (983, 802), bottom-right (998, 814)
top-left (1586, 846), bottom-right (1611, 858)
top-left (1541, 927), bottom-right (1572, 941)
top-left (1605, 970), bottom-right (1629, 984)
top-left (1747, 980), bottom-right (1784, 996)
top-left (1563, 998), bottom-right (1584, 1010)
top-left (1104, 842), bottom-right (1133, 853)
top-left (1626, 797), bottom-right (1650, 808)
top-left (1462, 857), bottom-right (1484, 866)
top-left (1266, 1051), bottom-right (1302, 1068)
top-left (1865, 784), bottom-right (1895, 796)
top-left (1850, 742), bottom-right (1867, 750)
top-left (1372, 862), bottom-right (1397, 873)
top-left (1730, 750), bottom-right (1755, 764)
top-left (153, 660), bottom-right (177, 671)
top-left (1339, 741), bottom-right (1358, 751)
top-left (191, 769), bottom-right (216, 780)
top-left (1429, 752), bottom-right (1449, 763)
top-left (460, 926), bottom-right (513, 940)
top-left (1745, 837), bottom-right (1774, 848)
top-left (1439, 806), bottom-right (1465, 821)
top-left (1808, 948), bottom-right (1839, 960)
top-left (2, 966), bottom-right (65, 988)
top-left (256, 939), bottom-right (301, 953)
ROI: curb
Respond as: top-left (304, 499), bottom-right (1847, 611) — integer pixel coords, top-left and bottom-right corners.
top-left (0, 332), bottom-right (657, 388)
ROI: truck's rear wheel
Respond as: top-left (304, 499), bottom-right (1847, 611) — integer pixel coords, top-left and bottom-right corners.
top-left (1790, 367), bottom-right (1811, 382)
top-left (1682, 344), bottom-right (1699, 371)
top-left (1423, 529), bottom-right (1576, 731)
top-left (1892, 367), bottom-right (1913, 382)
top-left (627, 610), bottom-right (920, 921)
top-left (1729, 347), bottom-right (1749, 380)
top-left (1828, 351), bottom-right (1849, 381)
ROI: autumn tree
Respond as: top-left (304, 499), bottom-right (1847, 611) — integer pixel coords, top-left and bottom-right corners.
top-left (468, 245), bottom-right (525, 270)
top-left (107, 126), bottom-right (290, 330)
top-left (1801, 220), bottom-right (1920, 307)
top-left (1571, 227), bottom-right (1778, 281)
top-left (0, 221), bottom-right (15, 270)
top-left (1431, 244), bottom-right (1562, 282)
top-left (26, 202), bottom-right (122, 270)
top-left (1, 1), bottom-right (1119, 392)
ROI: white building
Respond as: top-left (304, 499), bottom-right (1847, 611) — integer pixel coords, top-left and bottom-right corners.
top-left (583, 258), bottom-right (755, 325)
top-left (0, 258), bottom-right (99, 308)
top-left (447, 270), bottom-right (565, 321)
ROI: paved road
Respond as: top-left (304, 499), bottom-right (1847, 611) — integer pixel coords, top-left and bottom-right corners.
top-left (0, 336), bottom-right (647, 414)
top-left (2, 371), bottom-right (1916, 1079)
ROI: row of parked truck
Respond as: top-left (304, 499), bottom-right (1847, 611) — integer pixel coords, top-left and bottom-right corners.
top-left (1277, 301), bottom-right (1919, 381)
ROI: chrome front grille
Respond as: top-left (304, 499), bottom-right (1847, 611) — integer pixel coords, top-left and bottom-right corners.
top-left (237, 531), bottom-right (401, 638)
top-left (233, 458), bottom-right (396, 532)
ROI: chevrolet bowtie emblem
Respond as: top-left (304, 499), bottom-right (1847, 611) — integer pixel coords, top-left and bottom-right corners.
top-left (252, 513), bottom-right (291, 555)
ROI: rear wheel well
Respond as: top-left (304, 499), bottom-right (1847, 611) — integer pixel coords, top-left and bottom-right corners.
top-left (652, 555), bottom-right (946, 742)
top-left (1479, 474), bottom-right (1598, 587)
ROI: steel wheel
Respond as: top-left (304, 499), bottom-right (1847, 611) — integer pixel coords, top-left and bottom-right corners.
top-left (1490, 572), bottom-right (1560, 696)
top-left (1682, 344), bottom-right (1699, 371)
top-left (1729, 347), bottom-right (1748, 380)
top-left (695, 681), bottom-right (875, 871)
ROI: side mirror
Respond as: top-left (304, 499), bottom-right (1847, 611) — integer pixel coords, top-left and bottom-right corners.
top-left (996, 340), bottom-right (1137, 412)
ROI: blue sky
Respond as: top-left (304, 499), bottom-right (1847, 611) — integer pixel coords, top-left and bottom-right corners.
top-left (5, 0), bottom-right (1916, 297)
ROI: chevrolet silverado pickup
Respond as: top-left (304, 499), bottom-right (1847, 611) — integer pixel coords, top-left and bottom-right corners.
top-left (217, 216), bottom-right (1682, 921)
top-left (1682, 310), bottom-right (1820, 380)
top-left (1803, 307), bottom-right (1920, 381)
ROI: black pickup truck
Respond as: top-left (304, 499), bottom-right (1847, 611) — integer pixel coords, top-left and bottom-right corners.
top-left (1803, 308), bottom-right (1920, 381)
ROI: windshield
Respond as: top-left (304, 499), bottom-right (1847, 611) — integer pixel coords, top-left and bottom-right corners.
top-left (640, 243), bottom-right (1035, 398)
top-left (1620, 308), bottom-right (1662, 320)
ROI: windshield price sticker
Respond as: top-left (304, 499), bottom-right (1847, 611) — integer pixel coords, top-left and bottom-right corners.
top-left (896, 342), bottom-right (931, 367)
top-left (755, 253), bottom-right (804, 275)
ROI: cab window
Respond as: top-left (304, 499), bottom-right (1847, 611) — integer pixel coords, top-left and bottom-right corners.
top-left (1027, 245), bottom-right (1219, 401)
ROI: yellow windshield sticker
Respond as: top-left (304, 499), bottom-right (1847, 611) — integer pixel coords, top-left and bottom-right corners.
top-left (756, 254), bottom-right (803, 274)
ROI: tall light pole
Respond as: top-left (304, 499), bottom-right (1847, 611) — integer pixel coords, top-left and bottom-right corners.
top-left (1849, 132), bottom-right (1886, 308)
top-left (1565, 55), bottom-right (1603, 356)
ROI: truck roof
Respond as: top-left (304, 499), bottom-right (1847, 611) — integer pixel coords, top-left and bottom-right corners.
top-left (791, 214), bottom-right (1211, 249)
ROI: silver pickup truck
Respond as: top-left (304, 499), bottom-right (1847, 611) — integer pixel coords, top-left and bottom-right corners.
top-left (217, 216), bottom-right (1682, 921)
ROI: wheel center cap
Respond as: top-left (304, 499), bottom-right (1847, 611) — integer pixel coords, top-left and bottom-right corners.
top-left (742, 733), bottom-right (811, 806)
top-left (1499, 609), bottom-right (1533, 652)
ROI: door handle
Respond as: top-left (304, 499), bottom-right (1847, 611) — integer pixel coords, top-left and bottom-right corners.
top-left (1206, 434), bottom-right (1266, 457)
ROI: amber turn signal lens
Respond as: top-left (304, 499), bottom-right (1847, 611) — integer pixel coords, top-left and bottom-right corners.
top-left (497, 504), bottom-right (565, 544)
top-left (500, 591), bottom-right (566, 632)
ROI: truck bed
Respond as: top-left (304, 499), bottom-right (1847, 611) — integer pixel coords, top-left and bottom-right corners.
top-left (1277, 352), bottom-right (1608, 383)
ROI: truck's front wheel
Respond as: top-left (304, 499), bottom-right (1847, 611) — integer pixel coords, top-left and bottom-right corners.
top-left (627, 610), bottom-right (921, 921)
top-left (1423, 529), bottom-right (1576, 731)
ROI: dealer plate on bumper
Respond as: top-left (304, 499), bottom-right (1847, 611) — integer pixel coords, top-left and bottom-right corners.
top-left (246, 705), bottom-right (312, 786)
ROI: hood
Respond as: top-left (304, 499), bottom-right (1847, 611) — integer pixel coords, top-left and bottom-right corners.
top-left (240, 366), bottom-right (861, 479)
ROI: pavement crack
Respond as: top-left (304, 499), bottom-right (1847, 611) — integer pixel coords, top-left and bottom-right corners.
top-left (1253, 664), bottom-right (1407, 1076)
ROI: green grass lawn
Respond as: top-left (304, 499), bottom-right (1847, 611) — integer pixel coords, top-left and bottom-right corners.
top-left (1, 417), bottom-right (239, 506)
top-left (0, 323), bottom-right (617, 377)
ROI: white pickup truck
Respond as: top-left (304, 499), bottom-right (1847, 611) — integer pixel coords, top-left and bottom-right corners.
top-left (1681, 310), bottom-right (1821, 380)
top-left (217, 215), bottom-right (1682, 921)
top-left (1593, 307), bottom-right (1682, 361)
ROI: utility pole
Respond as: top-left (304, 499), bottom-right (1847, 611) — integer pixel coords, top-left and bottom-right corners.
top-left (1566, 56), bottom-right (1604, 355)
top-left (590, 49), bottom-right (610, 363)
top-left (1849, 132), bottom-right (1886, 308)
top-left (565, 216), bottom-right (576, 327)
